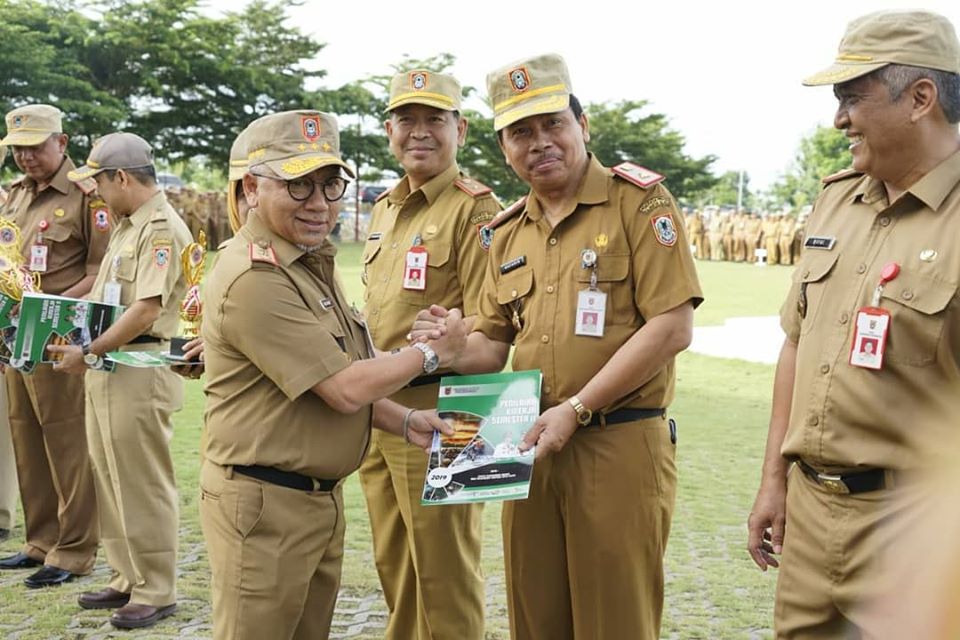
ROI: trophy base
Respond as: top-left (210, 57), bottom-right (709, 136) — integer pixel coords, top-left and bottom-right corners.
top-left (167, 336), bottom-right (199, 362)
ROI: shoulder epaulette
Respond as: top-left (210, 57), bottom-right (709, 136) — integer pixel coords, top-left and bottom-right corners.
top-left (485, 196), bottom-right (527, 231)
top-left (76, 177), bottom-right (98, 195)
top-left (248, 240), bottom-right (279, 267)
top-left (375, 188), bottom-right (391, 203)
top-left (10, 177), bottom-right (25, 189)
top-left (611, 162), bottom-right (665, 189)
top-left (454, 176), bottom-right (493, 198)
top-left (821, 168), bottom-right (863, 187)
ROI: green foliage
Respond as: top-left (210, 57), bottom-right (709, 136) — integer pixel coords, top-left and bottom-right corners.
top-left (698, 170), bottom-right (754, 210)
top-left (769, 125), bottom-right (852, 208)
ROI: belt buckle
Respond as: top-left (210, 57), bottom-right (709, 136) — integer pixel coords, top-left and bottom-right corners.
top-left (817, 472), bottom-right (849, 494)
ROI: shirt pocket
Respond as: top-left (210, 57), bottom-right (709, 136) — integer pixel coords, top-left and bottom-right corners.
top-left (398, 240), bottom-right (452, 307)
top-left (360, 237), bottom-right (383, 290)
top-left (495, 268), bottom-right (534, 336)
top-left (575, 254), bottom-right (633, 323)
top-left (44, 223), bottom-right (72, 244)
top-left (315, 308), bottom-right (348, 353)
top-left (796, 253), bottom-right (839, 336)
top-left (879, 269), bottom-right (956, 366)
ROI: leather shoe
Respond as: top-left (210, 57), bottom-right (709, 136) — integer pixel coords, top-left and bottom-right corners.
top-left (24, 565), bottom-right (75, 588)
top-left (0, 552), bottom-right (42, 570)
top-left (110, 602), bottom-right (177, 629)
top-left (78, 587), bottom-right (131, 610)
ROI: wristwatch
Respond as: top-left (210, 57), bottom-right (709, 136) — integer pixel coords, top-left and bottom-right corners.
top-left (568, 395), bottom-right (593, 426)
top-left (82, 345), bottom-right (103, 370)
top-left (410, 342), bottom-right (439, 374)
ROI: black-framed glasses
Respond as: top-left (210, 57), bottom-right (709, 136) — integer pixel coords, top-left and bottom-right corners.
top-left (251, 171), bottom-right (349, 203)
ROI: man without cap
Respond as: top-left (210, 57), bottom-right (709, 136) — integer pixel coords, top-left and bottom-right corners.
top-left (199, 109), bottom-right (465, 640)
top-left (0, 104), bottom-right (106, 587)
top-left (358, 69), bottom-right (498, 640)
top-left (413, 53), bottom-right (702, 639)
top-left (747, 10), bottom-right (960, 637)
top-left (46, 132), bottom-right (190, 628)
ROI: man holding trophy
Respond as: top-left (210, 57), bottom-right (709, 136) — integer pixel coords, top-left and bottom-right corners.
top-left (48, 132), bottom-right (192, 630)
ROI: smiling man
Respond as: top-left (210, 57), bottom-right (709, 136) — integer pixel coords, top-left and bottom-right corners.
top-left (359, 69), bottom-right (499, 640)
top-left (412, 53), bottom-right (702, 639)
top-left (747, 10), bottom-right (960, 638)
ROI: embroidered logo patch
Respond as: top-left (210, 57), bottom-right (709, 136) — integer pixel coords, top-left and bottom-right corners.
top-left (509, 67), bottom-right (530, 92)
top-left (12, 115), bottom-right (25, 128)
top-left (478, 224), bottom-right (494, 251)
top-left (410, 71), bottom-right (428, 90)
top-left (94, 208), bottom-right (110, 232)
top-left (154, 246), bottom-right (171, 268)
top-left (651, 214), bottom-right (677, 247)
top-left (301, 115), bottom-right (321, 143)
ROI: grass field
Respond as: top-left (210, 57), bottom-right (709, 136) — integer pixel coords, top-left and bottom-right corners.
top-left (0, 248), bottom-right (796, 639)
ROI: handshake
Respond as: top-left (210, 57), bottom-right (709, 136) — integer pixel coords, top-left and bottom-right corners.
top-left (406, 305), bottom-right (468, 369)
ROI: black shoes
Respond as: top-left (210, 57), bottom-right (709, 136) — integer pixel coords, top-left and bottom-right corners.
top-left (0, 552), bottom-right (42, 570)
top-left (24, 565), bottom-right (75, 588)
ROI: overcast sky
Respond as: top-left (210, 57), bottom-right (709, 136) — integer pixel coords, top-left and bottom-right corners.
top-left (207, 0), bottom-right (959, 190)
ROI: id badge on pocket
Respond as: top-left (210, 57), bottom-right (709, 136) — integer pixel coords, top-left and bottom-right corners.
top-left (575, 289), bottom-right (606, 337)
top-left (103, 281), bottom-right (122, 306)
top-left (849, 307), bottom-right (890, 370)
top-left (29, 244), bottom-right (48, 273)
top-left (403, 246), bottom-right (427, 291)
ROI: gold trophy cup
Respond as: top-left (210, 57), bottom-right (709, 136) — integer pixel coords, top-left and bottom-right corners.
top-left (169, 230), bottom-right (205, 360)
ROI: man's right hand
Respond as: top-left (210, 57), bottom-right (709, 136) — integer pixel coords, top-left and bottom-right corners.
top-left (170, 337), bottom-right (204, 379)
top-left (408, 304), bottom-right (451, 343)
top-left (747, 478), bottom-right (787, 571)
top-left (427, 308), bottom-right (465, 369)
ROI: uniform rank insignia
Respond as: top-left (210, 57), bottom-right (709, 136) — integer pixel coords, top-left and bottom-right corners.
top-left (249, 241), bottom-right (279, 266)
top-left (651, 214), bottom-right (678, 247)
top-left (154, 246), bottom-right (171, 268)
top-left (478, 224), bottom-right (494, 251)
top-left (612, 162), bottom-right (665, 188)
top-left (500, 255), bottom-right (526, 274)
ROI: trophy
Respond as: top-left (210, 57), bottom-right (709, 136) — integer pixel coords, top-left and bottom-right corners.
top-left (168, 230), bottom-right (205, 360)
top-left (0, 219), bottom-right (41, 370)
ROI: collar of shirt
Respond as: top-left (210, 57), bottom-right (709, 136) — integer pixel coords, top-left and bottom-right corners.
top-left (387, 162), bottom-right (460, 207)
top-left (122, 190), bottom-right (166, 229)
top-left (523, 153), bottom-right (609, 224)
top-left (853, 149), bottom-right (960, 212)
top-left (23, 156), bottom-right (75, 196)
top-left (242, 207), bottom-right (337, 268)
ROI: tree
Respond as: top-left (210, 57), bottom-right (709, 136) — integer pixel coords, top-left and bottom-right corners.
top-left (698, 170), bottom-right (754, 210)
top-left (769, 125), bottom-right (852, 208)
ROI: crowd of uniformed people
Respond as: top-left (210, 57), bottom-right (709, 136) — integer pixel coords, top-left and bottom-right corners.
top-left (1, 9), bottom-right (960, 639)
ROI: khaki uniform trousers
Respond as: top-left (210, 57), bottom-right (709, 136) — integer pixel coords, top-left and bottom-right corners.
top-left (359, 383), bottom-right (484, 640)
top-left (733, 237), bottom-right (746, 262)
top-left (722, 235), bottom-right (734, 262)
top-left (85, 365), bottom-right (181, 606)
top-left (200, 460), bottom-right (345, 640)
top-left (0, 384), bottom-right (18, 530)
top-left (779, 238), bottom-right (794, 265)
top-left (5, 365), bottom-right (98, 572)
top-left (774, 467), bottom-right (917, 639)
top-left (504, 414), bottom-right (677, 640)
top-left (693, 234), bottom-right (706, 259)
top-left (765, 237), bottom-right (780, 266)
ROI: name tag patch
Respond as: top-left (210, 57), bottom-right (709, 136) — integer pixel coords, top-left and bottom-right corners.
top-left (804, 236), bottom-right (836, 250)
top-left (499, 255), bottom-right (527, 274)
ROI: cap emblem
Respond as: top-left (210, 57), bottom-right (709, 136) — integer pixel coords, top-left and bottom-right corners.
top-left (301, 115), bottom-right (321, 143)
top-left (12, 115), bottom-right (25, 128)
top-left (509, 67), bottom-right (530, 92)
top-left (411, 72), bottom-right (428, 90)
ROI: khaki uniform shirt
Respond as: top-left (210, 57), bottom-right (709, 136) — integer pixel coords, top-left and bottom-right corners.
top-left (475, 156), bottom-right (703, 410)
top-left (89, 191), bottom-right (192, 338)
top-left (0, 157), bottom-right (110, 294)
top-left (202, 210), bottom-right (373, 480)
top-left (362, 163), bottom-right (500, 350)
top-left (780, 151), bottom-right (960, 472)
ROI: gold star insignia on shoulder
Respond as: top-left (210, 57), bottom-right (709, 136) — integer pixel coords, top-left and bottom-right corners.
top-left (322, 142), bottom-right (331, 151)
top-left (298, 144), bottom-right (306, 151)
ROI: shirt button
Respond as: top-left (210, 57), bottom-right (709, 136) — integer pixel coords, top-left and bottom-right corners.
top-left (391, 242), bottom-right (398, 249)
top-left (546, 285), bottom-right (555, 293)
top-left (901, 290), bottom-right (914, 300)
top-left (549, 238), bottom-right (558, 246)
top-left (543, 386), bottom-right (552, 395)
top-left (840, 313), bottom-right (849, 324)
top-left (802, 270), bottom-right (810, 278)
top-left (820, 364), bottom-right (830, 374)
top-left (879, 217), bottom-right (891, 227)
top-left (808, 416), bottom-right (819, 426)
top-left (856, 264), bottom-right (867, 274)
top-left (511, 289), bottom-right (518, 297)
top-left (541, 335), bottom-right (550, 344)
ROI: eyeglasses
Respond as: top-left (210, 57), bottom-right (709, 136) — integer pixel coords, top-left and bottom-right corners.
top-left (251, 171), bottom-right (349, 203)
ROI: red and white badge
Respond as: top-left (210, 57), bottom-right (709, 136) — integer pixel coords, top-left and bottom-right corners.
top-left (29, 244), bottom-right (48, 273)
top-left (403, 246), bottom-right (428, 291)
top-left (849, 262), bottom-right (899, 370)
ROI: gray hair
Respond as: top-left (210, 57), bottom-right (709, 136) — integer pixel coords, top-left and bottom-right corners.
top-left (874, 63), bottom-right (960, 123)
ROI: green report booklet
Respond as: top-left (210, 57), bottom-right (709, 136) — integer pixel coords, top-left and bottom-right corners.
top-left (13, 292), bottom-right (122, 366)
top-left (422, 370), bottom-right (542, 506)
top-left (0, 292), bottom-right (34, 372)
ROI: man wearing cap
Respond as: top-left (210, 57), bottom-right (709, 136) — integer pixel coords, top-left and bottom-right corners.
top-left (0, 104), bottom-right (106, 587)
top-left (412, 53), bottom-right (702, 640)
top-left (747, 10), bottom-right (960, 637)
top-left (199, 109), bottom-right (465, 640)
top-left (358, 69), bottom-right (498, 640)
top-left (45, 132), bottom-right (190, 628)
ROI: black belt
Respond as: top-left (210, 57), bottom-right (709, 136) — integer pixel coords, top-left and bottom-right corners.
top-left (586, 407), bottom-right (665, 427)
top-left (407, 374), bottom-right (441, 388)
top-left (128, 334), bottom-right (162, 345)
top-left (796, 460), bottom-right (887, 495)
top-left (232, 465), bottom-right (338, 492)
